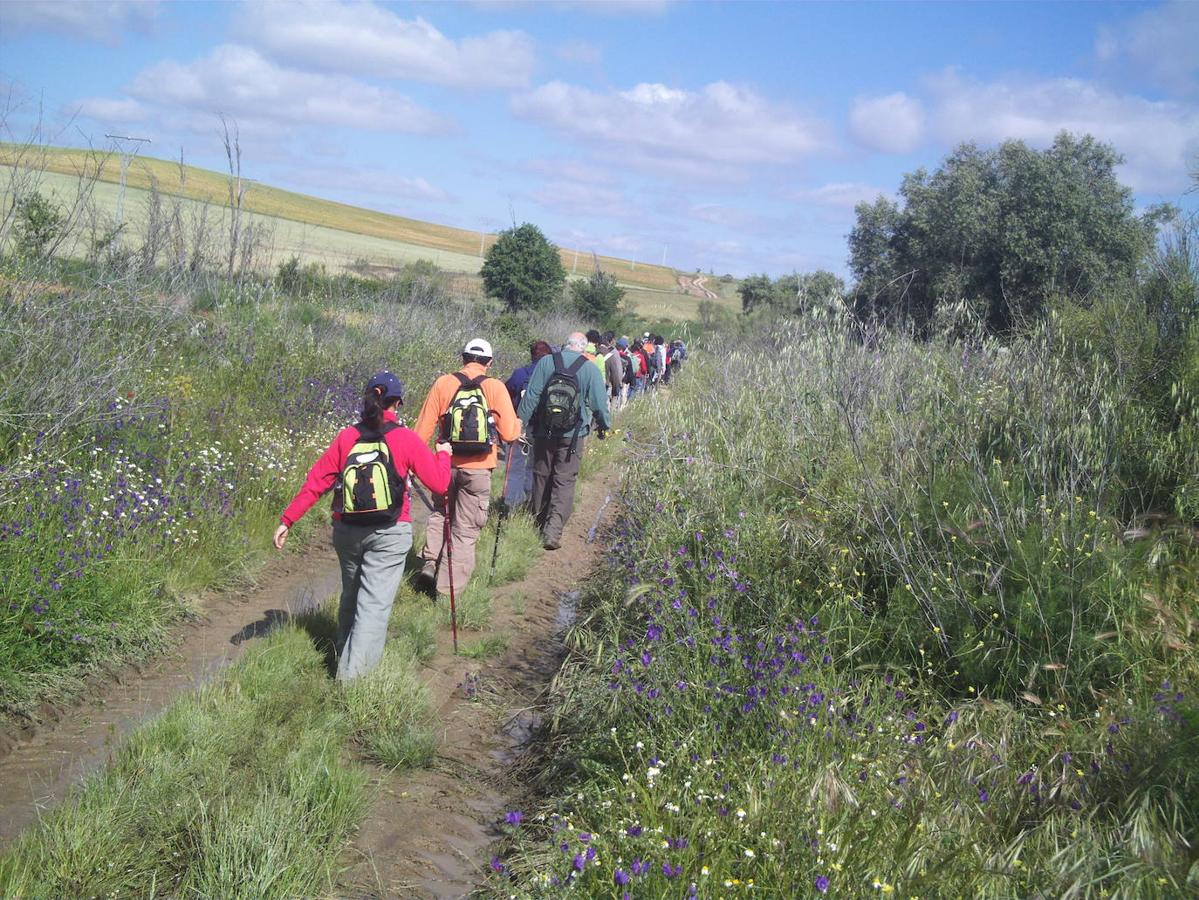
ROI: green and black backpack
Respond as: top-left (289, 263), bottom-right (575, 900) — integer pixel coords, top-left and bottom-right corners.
top-left (540, 352), bottom-right (586, 435)
top-left (440, 373), bottom-right (496, 455)
top-left (336, 423), bottom-right (405, 524)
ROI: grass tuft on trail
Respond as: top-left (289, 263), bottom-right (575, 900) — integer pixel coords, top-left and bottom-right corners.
top-left (0, 629), bottom-right (361, 897)
top-left (0, 618), bottom-right (437, 898)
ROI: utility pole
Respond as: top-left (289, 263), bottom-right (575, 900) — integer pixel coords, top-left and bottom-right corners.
top-left (105, 133), bottom-right (151, 227)
top-left (479, 231), bottom-right (485, 257)
top-left (573, 248), bottom-right (579, 274)
top-left (662, 244), bottom-right (668, 268)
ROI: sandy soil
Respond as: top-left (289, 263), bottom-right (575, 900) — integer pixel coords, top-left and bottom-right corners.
top-left (338, 466), bottom-right (618, 898)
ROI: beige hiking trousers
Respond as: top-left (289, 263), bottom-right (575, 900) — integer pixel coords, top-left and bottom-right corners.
top-left (420, 467), bottom-right (492, 595)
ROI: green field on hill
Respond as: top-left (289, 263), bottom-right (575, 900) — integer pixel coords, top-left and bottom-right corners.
top-left (0, 143), bottom-right (706, 306)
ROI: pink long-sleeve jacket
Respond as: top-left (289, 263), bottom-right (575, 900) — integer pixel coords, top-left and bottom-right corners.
top-left (280, 409), bottom-right (451, 527)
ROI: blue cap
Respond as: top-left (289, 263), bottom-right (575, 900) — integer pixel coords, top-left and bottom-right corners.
top-left (366, 370), bottom-right (404, 404)
top-left (616, 338), bottom-right (629, 349)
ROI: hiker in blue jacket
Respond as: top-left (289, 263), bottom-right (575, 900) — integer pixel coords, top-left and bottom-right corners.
top-left (517, 331), bottom-right (611, 550)
top-left (502, 340), bottom-right (551, 507)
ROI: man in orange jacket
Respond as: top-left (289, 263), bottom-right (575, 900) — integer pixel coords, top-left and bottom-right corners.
top-left (413, 338), bottom-right (521, 596)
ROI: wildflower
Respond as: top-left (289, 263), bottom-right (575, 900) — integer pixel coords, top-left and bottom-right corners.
top-left (490, 856), bottom-right (504, 873)
top-left (614, 869), bottom-right (629, 886)
top-left (504, 810), bottom-right (523, 826)
top-left (744, 848), bottom-right (755, 859)
top-left (815, 875), bottom-right (830, 893)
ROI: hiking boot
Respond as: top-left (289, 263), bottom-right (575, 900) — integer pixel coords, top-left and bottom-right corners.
top-left (412, 570), bottom-right (437, 598)
top-left (543, 539), bottom-right (561, 551)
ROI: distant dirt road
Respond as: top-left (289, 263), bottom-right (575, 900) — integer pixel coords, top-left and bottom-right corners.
top-left (676, 273), bottom-right (719, 300)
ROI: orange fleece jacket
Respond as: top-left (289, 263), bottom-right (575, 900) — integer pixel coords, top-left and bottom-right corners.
top-left (413, 362), bottom-right (521, 469)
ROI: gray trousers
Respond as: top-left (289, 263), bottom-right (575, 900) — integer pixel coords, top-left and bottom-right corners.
top-left (531, 436), bottom-right (585, 546)
top-left (331, 518), bottom-right (413, 680)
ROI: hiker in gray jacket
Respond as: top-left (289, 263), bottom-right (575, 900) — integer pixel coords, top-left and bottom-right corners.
top-left (517, 331), bottom-right (612, 550)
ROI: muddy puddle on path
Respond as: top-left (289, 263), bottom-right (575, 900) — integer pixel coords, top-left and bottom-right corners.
top-left (338, 473), bottom-right (611, 900)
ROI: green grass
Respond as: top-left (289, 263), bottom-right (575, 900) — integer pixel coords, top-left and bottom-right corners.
top-left (461, 634), bottom-right (510, 659)
top-left (0, 628), bottom-right (367, 898)
top-left (487, 312), bottom-right (1199, 898)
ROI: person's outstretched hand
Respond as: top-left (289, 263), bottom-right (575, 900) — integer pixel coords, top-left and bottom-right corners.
top-left (273, 523), bottom-right (289, 550)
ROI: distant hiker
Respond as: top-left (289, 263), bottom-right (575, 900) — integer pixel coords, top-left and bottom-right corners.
top-left (413, 339), bottom-right (521, 596)
top-left (615, 337), bottom-right (634, 408)
top-left (631, 339), bottom-right (650, 396)
top-left (667, 339), bottom-right (686, 382)
top-left (603, 339), bottom-right (624, 410)
top-left (274, 371), bottom-right (451, 680)
top-left (652, 335), bottom-right (668, 386)
top-left (517, 331), bottom-right (612, 550)
top-left (503, 340), bottom-right (552, 507)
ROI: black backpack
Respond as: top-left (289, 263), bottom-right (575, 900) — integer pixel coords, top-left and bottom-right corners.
top-left (539, 352), bottom-right (586, 434)
top-left (621, 352), bottom-right (635, 385)
top-left (335, 422), bottom-right (405, 525)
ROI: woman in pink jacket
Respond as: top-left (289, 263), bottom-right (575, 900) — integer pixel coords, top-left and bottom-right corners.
top-left (274, 371), bottom-right (451, 679)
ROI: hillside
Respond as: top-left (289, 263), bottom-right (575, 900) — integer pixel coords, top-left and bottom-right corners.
top-left (0, 143), bottom-right (685, 294)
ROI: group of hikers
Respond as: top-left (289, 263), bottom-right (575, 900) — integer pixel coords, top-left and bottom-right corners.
top-left (273, 328), bottom-right (687, 679)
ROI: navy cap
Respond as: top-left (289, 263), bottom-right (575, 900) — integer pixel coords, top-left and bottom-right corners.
top-left (616, 338), bottom-right (629, 349)
top-left (366, 370), bottom-right (404, 404)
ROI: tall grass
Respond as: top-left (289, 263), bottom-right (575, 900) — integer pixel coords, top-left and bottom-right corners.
top-left (0, 255), bottom-right (578, 719)
top-left (490, 304), bottom-right (1199, 897)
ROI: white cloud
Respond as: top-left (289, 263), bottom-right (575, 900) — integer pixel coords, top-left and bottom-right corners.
top-left (791, 182), bottom-right (892, 209)
top-left (1095, 1), bottom-right (1199, 96)
top-left (530, 180), bottom-right (639, 220)
top-left (0, 0), bottom-right (158, 43)
top-left (511, 80), bottom-right (830, 172)
top-left (277, 164), bottom-right (452, 205)
top-left (525, 159), bottom-right (617, 185)
top-left (237, 1), bottom-right (535, 89)
top-left (74, 97), bottom-right (149, 124)
top-left (112, 44), bottom-right (450, 135)
top-left (849, 92), bottom-right (926, 153)
top-left (555, 39), bottom-right (602, 66)
top-left (926, 70), bottom-right (1199, 194)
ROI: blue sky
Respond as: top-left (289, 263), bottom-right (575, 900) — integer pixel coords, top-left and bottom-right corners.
top-left (2, 0), bottom-right (1197, 277)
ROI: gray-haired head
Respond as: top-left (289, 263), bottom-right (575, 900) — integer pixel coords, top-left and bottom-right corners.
top-left (565, 331), bottom-right (587, 352)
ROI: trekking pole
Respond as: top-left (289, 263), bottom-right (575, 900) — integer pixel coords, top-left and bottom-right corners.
top-left (489, 442), bottom-right (517, 580)
top-left (444, 487), bottom-right (459, 654)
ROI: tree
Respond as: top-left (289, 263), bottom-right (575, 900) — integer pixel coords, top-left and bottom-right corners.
top-left (739, 270), bottom-right (846, 316)
top-left (737, 273), bottom-right (774, 313)
top-left (849, 133), bottom-right (1163, 332)
top-left (13, 191), bottom-right (64, 260)
top-left (571, 268), bottom-right (625, 323)
top-left (481, 223), bottom-right (567, 312)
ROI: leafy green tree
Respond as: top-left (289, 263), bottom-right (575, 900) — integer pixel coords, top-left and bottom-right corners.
top-left (849, 133), bottom-right (1164, 332)
top-left (13, 191), bottom-right (64, 261)
top-left (481, 223), bottom-right (567, 312)
top-left (737, 273), bottom-right (774, 313)
top-left (739, 270), bottom-right (845, 316)
top-left (571, 268), bottom-right (625, 323)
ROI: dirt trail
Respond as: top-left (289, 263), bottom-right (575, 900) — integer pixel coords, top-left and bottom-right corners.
top-left (339, 465), bottom-right (618, 899)
top-left (676, 273), bottom-right (718, 300)
top-left (0, 543), bottom-right (342, 845)
top-left (0, 461), bottom-right (619, 899)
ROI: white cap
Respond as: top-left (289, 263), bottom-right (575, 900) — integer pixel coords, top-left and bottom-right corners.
top-left (463, 338), bottom-right (493, 358)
